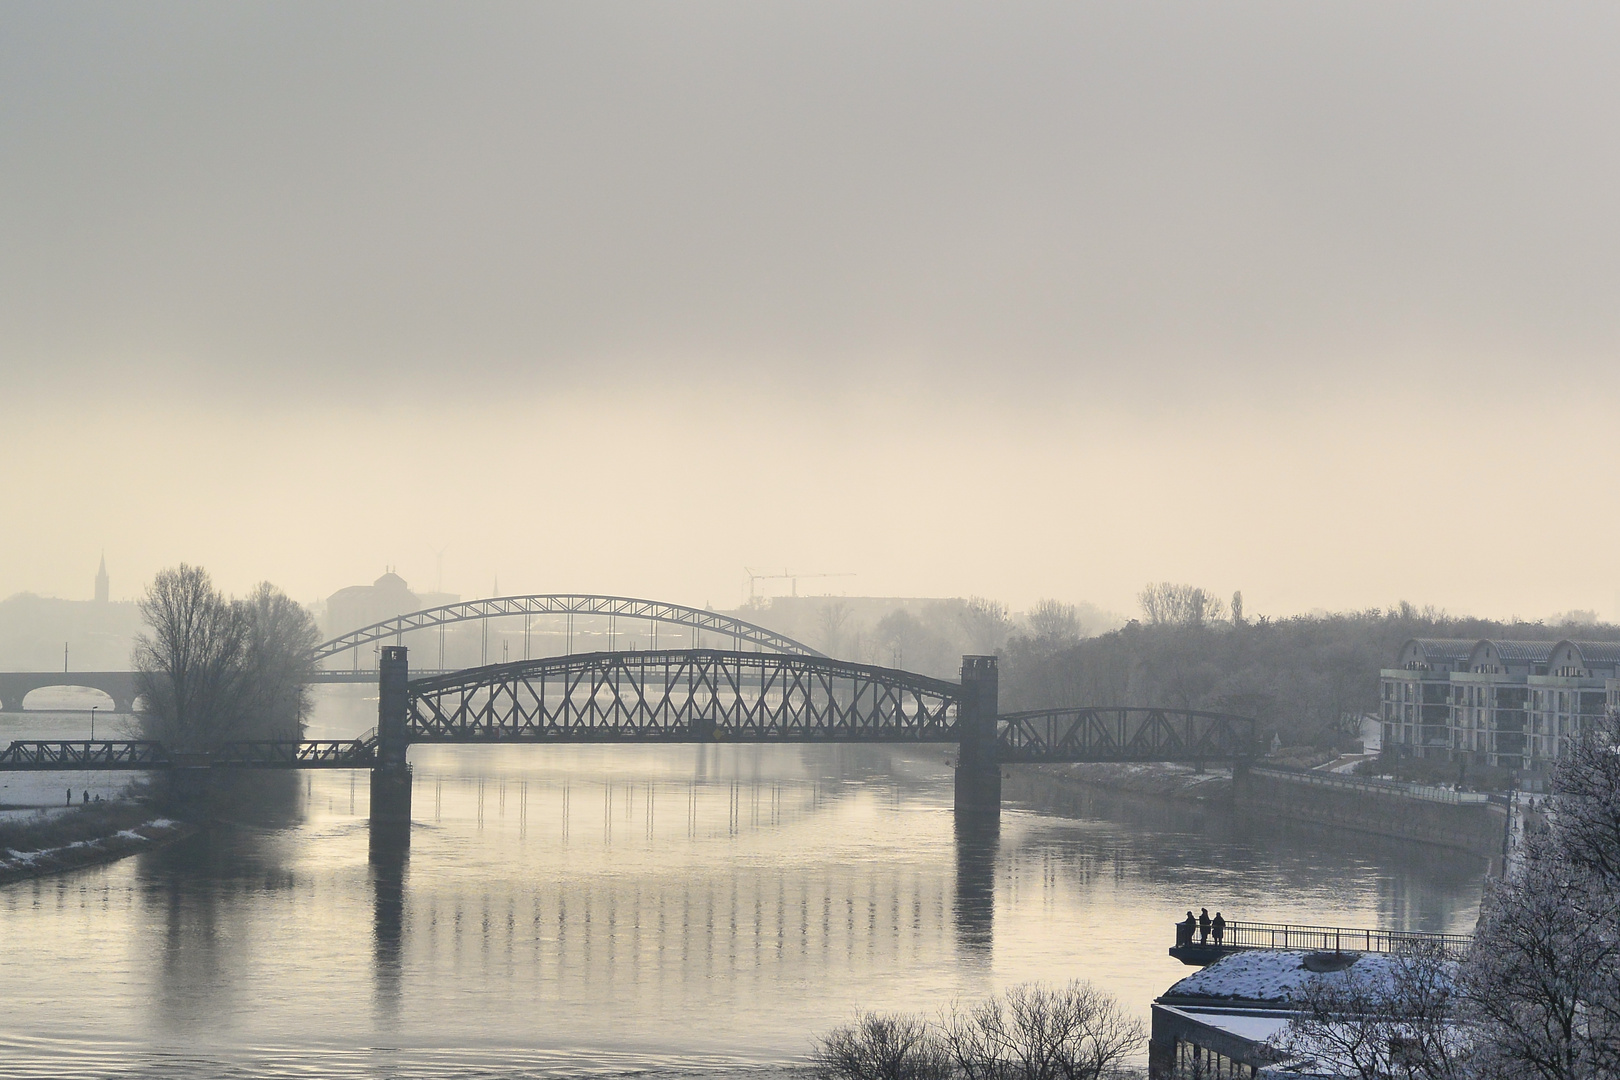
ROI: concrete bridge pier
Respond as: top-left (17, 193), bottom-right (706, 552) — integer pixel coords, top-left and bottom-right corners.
top-left (369, 646), bottom-right (413, 829)
top-left (953, 655), bottom-right (1001, 821)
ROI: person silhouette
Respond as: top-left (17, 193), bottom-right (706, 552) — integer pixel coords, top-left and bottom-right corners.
top-left (1177, 910), bottom-right (1196, 947)
top-left (1198, 908), bottom-right (1211, 944)
top-left (1212, 911), bottom-right (1226, 946)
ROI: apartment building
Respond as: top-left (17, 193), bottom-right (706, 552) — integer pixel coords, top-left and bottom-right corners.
top-left (1381, 637), bottom-right (1620, 774)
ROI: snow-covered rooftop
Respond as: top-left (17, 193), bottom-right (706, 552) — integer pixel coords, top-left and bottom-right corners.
top-left (1161, 950), bottom-right (1408, 1005)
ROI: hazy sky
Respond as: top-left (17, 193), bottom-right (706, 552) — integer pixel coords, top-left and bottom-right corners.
top-left (4, 2), bottom-right (1618, 620)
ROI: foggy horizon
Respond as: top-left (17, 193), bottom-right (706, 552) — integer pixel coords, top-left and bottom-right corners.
top-left (6, 2), bottom-right (1619, 621)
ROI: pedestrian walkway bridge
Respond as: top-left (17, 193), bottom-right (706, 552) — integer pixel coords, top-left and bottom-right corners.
top-left (1168, 919), bottom-right (1473, 966)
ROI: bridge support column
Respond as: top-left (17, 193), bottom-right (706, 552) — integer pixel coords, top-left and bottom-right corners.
top-left (953, 655), bottom-right (1001, 821)
top-left (369, 646), bottom-right (413, 829)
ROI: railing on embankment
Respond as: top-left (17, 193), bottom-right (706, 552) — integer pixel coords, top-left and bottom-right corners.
top-left (1249, 764), bottom-right (1497, 806)
top-left (1237, 766), bottom-right (1507, 857)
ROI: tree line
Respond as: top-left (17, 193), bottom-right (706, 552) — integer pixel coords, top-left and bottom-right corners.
top-left (133, 564), bottom-right (319, 750)
top-left (999, 588), bottom-right (1620, 748)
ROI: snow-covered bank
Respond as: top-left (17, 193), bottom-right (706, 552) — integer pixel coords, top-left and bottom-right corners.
top-left (0, 813), bottom-right (193, 884)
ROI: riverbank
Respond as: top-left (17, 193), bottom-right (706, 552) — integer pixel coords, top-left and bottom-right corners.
top-left (0, 802), bottom-right (194, 885)
top-left (1015, 761), bottom-right (1505, 859)
top-left (1012, 761), bottom-right (1234, 802)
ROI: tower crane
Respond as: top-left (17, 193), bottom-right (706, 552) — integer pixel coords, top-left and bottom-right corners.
top-left (743, 568), bottom-right (855, 601)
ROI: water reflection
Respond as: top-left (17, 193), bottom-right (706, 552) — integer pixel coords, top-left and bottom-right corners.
top-left (952, 814), bottom-right (997, 958)
top-left (0, 697), bottom-right (1487, 1078)
top-left (369, 824), bottom-right (408, 1030)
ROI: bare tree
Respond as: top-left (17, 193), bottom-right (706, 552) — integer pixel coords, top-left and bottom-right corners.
top-left (1550, 713), bottom-right (1620, 888)
top-left (941, 980), bottom-right (1144, 1080)
top-left (1464, 836), bottom-right (1620, 1080)
top-left (134, 566), bottom-right (321, 750)
top-left (1138, 584), bottom-right (1226, 628)
top-left (133, 565), bottom-right (250, 752)
top-left (812, 1011), bottom-right (952, 1080)
top-left (1027, 600), bottom-right (1081, 646)
top-left (239, 582), bottom-right (321, 740)
top-left (818, 600), bottom-right (853, 657)
top-left (1271, 945), bottom-right (1469, 1080)
top-left (1460, 711), bottom-right (1620, 1080)
top-left (960, 596), bottom-right (1013, 654)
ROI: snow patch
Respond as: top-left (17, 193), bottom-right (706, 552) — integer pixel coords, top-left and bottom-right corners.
top-left (1166, 950), bottom-right (1404, 1004)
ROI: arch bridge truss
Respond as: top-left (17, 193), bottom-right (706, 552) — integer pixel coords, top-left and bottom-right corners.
top-left (313, 594), bottom-right (821, 665)
top-left (406, 650), bottom-right (960, 743)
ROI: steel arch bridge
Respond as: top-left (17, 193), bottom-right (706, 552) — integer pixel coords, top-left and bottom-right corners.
top-left (313, 594), bottom-right (821, 665)
top-left (404, 649), bottom-right (962, 744)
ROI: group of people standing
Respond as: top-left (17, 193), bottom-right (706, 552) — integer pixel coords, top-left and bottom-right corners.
top-left (1175, 907), bottom-right (1226, 947)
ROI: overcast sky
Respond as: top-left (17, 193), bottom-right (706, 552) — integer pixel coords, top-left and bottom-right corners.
top-left (4, 1), bottom-right (1618, 620)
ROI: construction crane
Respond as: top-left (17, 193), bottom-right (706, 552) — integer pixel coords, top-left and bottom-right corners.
top-left (743, 568), bottom-right (855, 601)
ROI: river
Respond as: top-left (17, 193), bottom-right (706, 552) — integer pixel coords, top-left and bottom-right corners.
top-left (0, 687), bottom-right (1485, 1078)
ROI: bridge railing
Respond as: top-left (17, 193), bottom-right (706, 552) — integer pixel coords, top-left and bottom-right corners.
top-left (0, 740), bottom-right (172, 769)
top-left (1181, 919), bottom-right (1472, 957)
top-left (209, 740), bottom-right (376, 768)
top-left (0, 740), bottom-right (375, 770)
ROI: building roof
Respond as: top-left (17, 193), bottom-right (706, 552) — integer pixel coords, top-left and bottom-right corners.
top-left (1565, 640), bottom-right (1620, 665)
top-left (1160, 950), bottom-right (1409, 1007)
top-left (1404, 639), bottom-right (1474, 661)
top-left (1479, 640), bottom-right (1556, 663)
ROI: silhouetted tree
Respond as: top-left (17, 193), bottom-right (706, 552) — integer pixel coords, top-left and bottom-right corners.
top-left (134, 567), bottom-right (319, 750)
top-left (959, 596), bottom-right (1013, 654)
top-left (239, 582), bottom-right (320, 740)
top-left (134, 565), bottom-right (249, 752)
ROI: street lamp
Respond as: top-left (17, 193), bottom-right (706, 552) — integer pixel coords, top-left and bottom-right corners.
top-left (91, 705), bottom-right (99, 741)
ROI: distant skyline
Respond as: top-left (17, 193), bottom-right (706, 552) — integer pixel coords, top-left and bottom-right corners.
top-left (4, 2), bottom-right (1618, 621)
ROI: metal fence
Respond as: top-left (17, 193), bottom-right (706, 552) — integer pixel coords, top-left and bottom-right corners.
top-left (1251, 764), bottom-right (1490, 805)
top-left (1203, 920), bottom-right (1472, 956)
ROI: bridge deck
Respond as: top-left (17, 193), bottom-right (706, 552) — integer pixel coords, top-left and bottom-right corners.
top-left (0, 740), bottom-right (376, 770)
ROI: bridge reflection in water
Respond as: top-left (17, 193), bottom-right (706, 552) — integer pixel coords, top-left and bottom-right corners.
top-left (0, 725), bottom-right (1488, 1078)
top-left (354, 749), bottom-right (1004, 1038)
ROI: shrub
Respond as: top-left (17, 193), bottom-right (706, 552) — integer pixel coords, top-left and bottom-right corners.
top-left (812, 1011), bottom-right (952, 1080)
top-left (941, 981), bottom-right (1145, 1080)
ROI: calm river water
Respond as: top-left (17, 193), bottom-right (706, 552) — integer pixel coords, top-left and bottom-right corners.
top-left (0, 688), bottom-right (1485, 1078)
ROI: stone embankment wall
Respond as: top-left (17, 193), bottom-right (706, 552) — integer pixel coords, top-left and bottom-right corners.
top-left (1235, 767), bottom-right (1507, 859)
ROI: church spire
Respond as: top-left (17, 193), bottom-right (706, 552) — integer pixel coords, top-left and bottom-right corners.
top-left (94, 552), bottom-right (109, 604)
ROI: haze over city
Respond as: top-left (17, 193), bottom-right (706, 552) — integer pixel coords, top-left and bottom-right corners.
top-left (4, 7), bottom-right (1620, 1080)
top-left (6, 1), bottom-right (1619, 618)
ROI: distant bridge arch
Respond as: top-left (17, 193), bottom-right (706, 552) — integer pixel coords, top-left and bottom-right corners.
top-left (314, 595), bottom-right (821, 665)
top-left (0, 672), bottom-right (138, 714)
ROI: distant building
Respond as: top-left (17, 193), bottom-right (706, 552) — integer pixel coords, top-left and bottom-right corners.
top-left (94, 554), bottom-right (109, 605)
top-left (324, 571), bottom-right (422, 638)
top-left (1381, 637), bottom-right (1619, 774)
